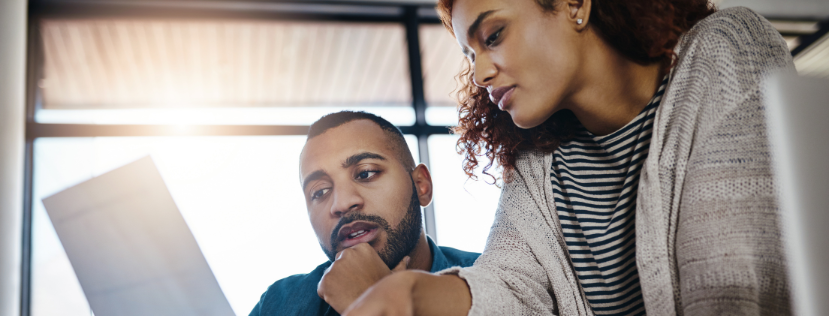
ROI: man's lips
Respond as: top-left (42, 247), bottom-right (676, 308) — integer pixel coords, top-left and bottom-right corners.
top-left (336, 221), bottom-right (381, 249)
top-left (489, 86), bottom-right (516, 110)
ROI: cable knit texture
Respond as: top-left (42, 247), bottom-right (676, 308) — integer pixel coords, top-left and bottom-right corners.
top-left (439, 7), bottom-right (794, 316)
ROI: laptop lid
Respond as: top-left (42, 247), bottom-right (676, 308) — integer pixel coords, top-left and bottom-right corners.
top-left (42, 156), bottom-right (235, 316)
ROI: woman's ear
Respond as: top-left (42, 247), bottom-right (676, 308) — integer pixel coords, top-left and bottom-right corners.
top-left (567, 0), bottom-right (591, 30)
top-left (410, 164), bottom-right (433, 207)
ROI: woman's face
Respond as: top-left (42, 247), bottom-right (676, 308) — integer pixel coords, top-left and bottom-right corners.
top-left (452, 0), bottom-right (584, 128)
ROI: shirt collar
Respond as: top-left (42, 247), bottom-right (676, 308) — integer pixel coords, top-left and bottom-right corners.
top-left (426, 236), bottom-right (451, 273)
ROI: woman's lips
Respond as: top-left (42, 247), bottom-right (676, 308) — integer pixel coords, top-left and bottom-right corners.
top-left (490, 86), bottom-right (516, 111)
top-left (498, 87), bottom-right (515, 111)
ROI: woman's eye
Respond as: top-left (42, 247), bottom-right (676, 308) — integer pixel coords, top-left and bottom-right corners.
top-left (311, 188), bottom-right (329, 200)
top-left (356, 170), bottom-right (379, 180)
top-left (485, 28), bottom-right (502, 47)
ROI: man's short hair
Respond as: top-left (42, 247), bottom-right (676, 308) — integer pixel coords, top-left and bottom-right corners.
top-left (307, 111), bottom-right (416, 171)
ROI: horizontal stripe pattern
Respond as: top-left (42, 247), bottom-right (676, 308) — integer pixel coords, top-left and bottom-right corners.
top-left (551, 78), bottom-right (667, 316)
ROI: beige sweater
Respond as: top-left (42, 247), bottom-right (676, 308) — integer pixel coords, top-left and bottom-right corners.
top-left (441, 7), bottom-right (795, 316)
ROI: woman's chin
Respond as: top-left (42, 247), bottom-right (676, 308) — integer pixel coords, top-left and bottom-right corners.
top-left (508, 102), bottom-right (559, 129)
top-left (510, 112), bottom-right (546, 129)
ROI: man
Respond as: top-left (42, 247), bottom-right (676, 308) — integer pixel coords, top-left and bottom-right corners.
top-left (249, 111), bottom-right (479, 316)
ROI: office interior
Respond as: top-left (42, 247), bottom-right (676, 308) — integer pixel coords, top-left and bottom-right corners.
top-left (0, 0), bottom-right (827, 315)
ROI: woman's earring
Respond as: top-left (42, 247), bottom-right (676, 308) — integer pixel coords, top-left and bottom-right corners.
top-left (577, 19), bottom-right (583, 25)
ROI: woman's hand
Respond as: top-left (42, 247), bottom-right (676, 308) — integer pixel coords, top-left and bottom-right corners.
top-left (342, 270), bottom-right (418, 316)
top-left (343, 271), bottom-right (472, 316)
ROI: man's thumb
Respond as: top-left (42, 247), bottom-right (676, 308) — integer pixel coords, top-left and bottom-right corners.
top-left (392, 256), bottom-right (410, 272)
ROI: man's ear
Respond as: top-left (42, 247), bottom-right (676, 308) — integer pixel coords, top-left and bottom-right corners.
top-left (411, 164), bottom-right (433, 207)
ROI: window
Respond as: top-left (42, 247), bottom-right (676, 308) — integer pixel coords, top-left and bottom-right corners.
top-left (420, 24), bottom-right (467, 126)
top-left (31, 136), bottom-right (419, 315)
top-left (428, 135), bottom-right (500, 253)
top-left (37, 18), bottom-right (414, 125)
top-left (23, 3), bottom-right (500, 316)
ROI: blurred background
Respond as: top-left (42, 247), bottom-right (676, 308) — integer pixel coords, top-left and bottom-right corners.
top-left (0, 0), bottom-right (827, 315)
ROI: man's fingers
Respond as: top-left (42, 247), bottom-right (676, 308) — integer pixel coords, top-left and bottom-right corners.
top-left (335, 248), bottom-right (348, 261)
top-left (392, 256), bottom-right (410, 272)
top-left (337, 243), bottom-right (373, 261)
top-left (319, 263), bottom-right (333, 299)
top-left (317, 279), bottom-right (326, 299)
top-left (353, 242), bottom-right (374, 253)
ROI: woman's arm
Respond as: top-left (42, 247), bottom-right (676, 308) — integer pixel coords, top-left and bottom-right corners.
top-left (343, 270), bottom-right (471, 316)
top-left (345, 152), bottom-right (590, 315)
top-left (664, 7), bottom-right (795, 315)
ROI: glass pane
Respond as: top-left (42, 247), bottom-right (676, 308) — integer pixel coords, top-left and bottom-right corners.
top-left (35, 107), bottom-right (416, 126)
top-left (794, 33), bottom-right (829, 78)
top-left (427, 135), bottom-right (500, 253)
top-left (38, 19), bottom-right (414, 124)
top-left (419, 24), bottom-right (467, 126)
top-left (31, 135), bottom-right (419, 316)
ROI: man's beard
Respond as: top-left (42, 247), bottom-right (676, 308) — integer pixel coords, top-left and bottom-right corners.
top-left (322, 178), bottom-right (422, 269)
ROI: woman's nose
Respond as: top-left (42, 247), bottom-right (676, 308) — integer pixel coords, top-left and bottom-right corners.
top-left (473, 55), bottom-right (497, 87)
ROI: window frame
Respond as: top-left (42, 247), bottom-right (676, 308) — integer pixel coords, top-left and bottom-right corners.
top-left (21, 2), bottom-right (449, 315)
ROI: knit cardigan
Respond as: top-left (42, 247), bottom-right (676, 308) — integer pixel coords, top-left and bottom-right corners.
top-left (440, 7), bottom-right (795, 316)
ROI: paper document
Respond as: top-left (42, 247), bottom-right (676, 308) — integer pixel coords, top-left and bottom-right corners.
top-left (42, 156), bottom-right (235, 316)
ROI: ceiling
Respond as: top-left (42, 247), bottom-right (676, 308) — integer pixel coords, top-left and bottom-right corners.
top-left (794, 33), bottom-right (829, 78)
top-left (39, 19), bottom-right (417, 109)
top-left (717, 0), bottom-right (829, 19)
top-left (35, 0), bottom-right (829, 111)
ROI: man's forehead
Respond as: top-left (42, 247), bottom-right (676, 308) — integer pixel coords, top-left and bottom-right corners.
top-left (300, 120), bottom-right (394, 174)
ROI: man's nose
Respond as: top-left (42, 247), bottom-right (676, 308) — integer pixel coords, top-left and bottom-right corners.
top-left (328, 182), bottom-right (364, 218)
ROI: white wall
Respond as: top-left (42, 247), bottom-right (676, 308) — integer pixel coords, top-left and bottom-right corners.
top-left (0, 0), bottom-right (28, 315)
top-left (718, 0), bottom-right (829, 18)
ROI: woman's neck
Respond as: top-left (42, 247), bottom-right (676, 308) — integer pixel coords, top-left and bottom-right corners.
top-left (564, 29), bottom-right (663, 136)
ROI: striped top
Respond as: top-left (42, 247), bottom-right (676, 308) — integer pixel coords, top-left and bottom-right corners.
top-left (551, 78), bottom-right (667, 316)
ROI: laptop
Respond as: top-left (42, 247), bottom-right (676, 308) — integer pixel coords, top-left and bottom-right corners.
top-left (765, 72), bottom-right (829, 316)
top-left (42, 156), bottom-right (236, 316)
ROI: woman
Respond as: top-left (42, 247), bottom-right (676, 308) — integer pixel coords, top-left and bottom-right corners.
top-left (345, 0), bottom-right (794, 314)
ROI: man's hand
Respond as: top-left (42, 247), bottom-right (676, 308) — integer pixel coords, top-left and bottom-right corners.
top-left (318, 243), bottom-right (409, 313)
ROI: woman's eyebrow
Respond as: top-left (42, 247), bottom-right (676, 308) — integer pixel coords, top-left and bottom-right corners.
top-left (467, 10), bottom-right (498, 40)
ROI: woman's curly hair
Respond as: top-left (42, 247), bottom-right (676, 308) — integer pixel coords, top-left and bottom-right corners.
top-left (437, 0), bottom-right (716, 183)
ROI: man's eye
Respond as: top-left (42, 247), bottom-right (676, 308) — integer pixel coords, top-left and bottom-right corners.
top-left (485, 28), bottom-right (502, 47)
top-left (356, 170), bottom-right (379, 180)
top-left (311, 188), bottom-right (330, 200)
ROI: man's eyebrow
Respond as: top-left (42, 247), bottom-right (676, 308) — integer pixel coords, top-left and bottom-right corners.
top-left (467, 10), bottom-right (498, 40)
top-left (301, 152), bottom-right (386, 191)
top-left (301, 170), bottom-right (328, 192)
top-left (342, 152), bottom-right (386, 169)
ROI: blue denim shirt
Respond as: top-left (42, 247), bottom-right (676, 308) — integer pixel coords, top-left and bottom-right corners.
top-left (249, 237), bottom-right (479, 316)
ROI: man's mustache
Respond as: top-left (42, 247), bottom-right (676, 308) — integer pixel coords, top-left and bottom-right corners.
top-left (329, 213), bottom-right (391, 250)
